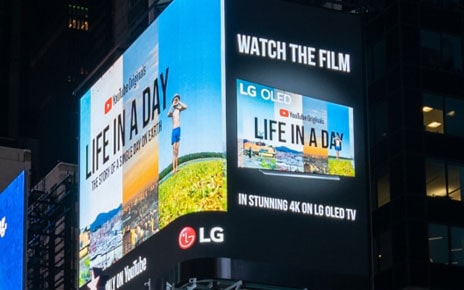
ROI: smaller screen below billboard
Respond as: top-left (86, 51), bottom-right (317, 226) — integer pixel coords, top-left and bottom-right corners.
top-left (0, 170), bottom-right (26, 290)
top-left (236, 79), bottom-right (355, 177)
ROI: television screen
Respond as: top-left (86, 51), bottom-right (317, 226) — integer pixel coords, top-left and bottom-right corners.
top-left (237, 78), bottom-right (355, 177)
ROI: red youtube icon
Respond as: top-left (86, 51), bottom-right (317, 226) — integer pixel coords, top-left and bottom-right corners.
top-left (279, 108), bottom-right (289, 117)
top-left (104, 97), bottom-right (112, 114)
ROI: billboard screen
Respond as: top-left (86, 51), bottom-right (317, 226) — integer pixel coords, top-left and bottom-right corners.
top-left (79, 0), bottom-right (225, 285)
top-left (79, 0), bottom-right (369, 289)
top-left (224, 0), bottom-right (368, 284)
top-left (0, 170), bottom-right (26, 290)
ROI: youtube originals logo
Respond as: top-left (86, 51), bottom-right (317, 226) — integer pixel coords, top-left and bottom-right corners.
top-left (279, 108), bottom-right (289, 118)
top-left (104, 97), bottom-right (113, 114)
top-left (178, 226), bottom-right (224, 250)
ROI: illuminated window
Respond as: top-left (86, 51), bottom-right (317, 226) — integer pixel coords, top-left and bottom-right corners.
top-left (426, 159), bottom-right (446, 198)
top-left (423, 93), bottom-right (464, 137)
top-left (423, 93), bottom-right (444, 134)
top-left (67, 4), bottom-right (89, 31)
top-left (448, 163), bottom-right (464, 201)
top-left (426, 159), bottom-right (463, 201)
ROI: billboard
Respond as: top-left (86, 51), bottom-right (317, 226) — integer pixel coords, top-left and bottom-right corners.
top-left (0, 170), bottom-right (26, 290)
top-left (224, 0), bottom-right (368, 284)
top-left (79, 0), bottom-right (369, 289)
top-left (79, 0), bottom-right (225, 285)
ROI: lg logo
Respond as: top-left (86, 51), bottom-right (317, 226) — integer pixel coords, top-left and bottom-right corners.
top-left (178, 226), bottom-right (196, 249)
top-left (178, 226), bottom-right (224, 250)
top-left (0, 216), bottom-right (7, 238)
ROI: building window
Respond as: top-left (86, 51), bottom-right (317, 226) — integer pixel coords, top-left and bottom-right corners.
top-left (445, 97), bottom-right (464, 138)
top-left (429, 223), bottom-right (449, 264)
top-left (423, 93), bottom-right (464, 137)
top-left (426, 159), bottom-right (463, 201)
top-left (423, 93), bottom-right (444, 133)
top-left (376, 171), bottom-right (390, 207)
top-left (68, 4), bottom-right (89, 31)
top-left (451, 226), bottom-right (464, 265)
top-left (429, 224), bottom-right (464, 266)
top-left (421, 30), bottom-right (463, 72)
top-left (448, 163), bottom-right (464, 201)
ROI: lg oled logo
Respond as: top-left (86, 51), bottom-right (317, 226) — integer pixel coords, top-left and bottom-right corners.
top-left (239, 82), bottom-right (292, 104)
top-left (178, 226), bottom-right (224, 250)
top-left (0, 216), bottom-right (7, 238)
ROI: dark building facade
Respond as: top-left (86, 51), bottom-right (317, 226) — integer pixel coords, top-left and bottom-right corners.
top-left (366, 1), bottom-right (464, 289)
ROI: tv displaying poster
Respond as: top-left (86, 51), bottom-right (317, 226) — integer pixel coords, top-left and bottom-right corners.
top-left (237, 78), bottom-right (355, 177)
top-left (0, 171), bottom-right (26, 290)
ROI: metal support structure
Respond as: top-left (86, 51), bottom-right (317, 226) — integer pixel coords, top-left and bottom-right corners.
top-left (27, 171), bottom-right (78, 290)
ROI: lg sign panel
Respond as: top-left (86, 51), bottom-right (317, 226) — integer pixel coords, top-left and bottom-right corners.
top-left (79, 0), bottom-right (369, 289)
top-left (226, 0), bottom-right (368, 280)
top-left (0, 171), bottom-right (26, 290)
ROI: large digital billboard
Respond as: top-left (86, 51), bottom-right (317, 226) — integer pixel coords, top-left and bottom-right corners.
top-left (0, 170), bottom-right (26, 290)
top-left (79, 0), bottom-right (369, 289)
top-left (79, 0), bottom-right (225, 285)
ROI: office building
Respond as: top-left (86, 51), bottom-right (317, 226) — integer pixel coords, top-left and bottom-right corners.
top-left (367, 1), bottom-right (464, 289)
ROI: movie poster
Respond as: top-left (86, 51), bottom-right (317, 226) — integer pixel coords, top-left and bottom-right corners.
top-left (237, 79), bottom-right (355, 177)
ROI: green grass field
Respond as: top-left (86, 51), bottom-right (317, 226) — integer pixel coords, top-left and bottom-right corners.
top-left (159, 158), bottom-right (227, 228)
top-left (328, 158), bottom-right (355, 176)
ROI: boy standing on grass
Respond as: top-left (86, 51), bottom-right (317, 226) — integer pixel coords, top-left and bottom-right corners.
top-left (168, 94), bottom-right (187, 173)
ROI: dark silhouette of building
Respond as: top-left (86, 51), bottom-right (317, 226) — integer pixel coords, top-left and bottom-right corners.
top-left (366, 1), bottom-right (464, 289)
